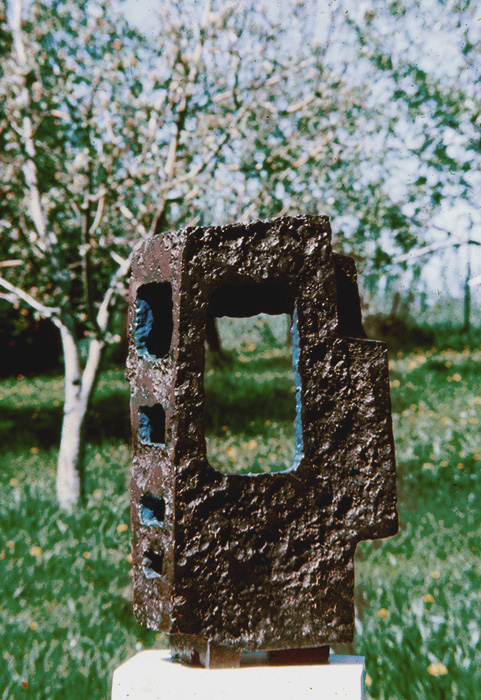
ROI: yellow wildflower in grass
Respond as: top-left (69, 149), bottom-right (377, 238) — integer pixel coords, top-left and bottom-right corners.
top-left (440, 416), bottom-right (451, 425)
top-left (378, 608), bottom-right (389, 619)
top-left (246, 440), bottom-right (257, 450)
top-left (83, 551), bottom-right (91, 559)
top-left (117, 523), bottom-right (129, 534)
top-left (9, 478), bottom-right (19, 487)
top-left (126, 553), bottom-right (133, 564)
top-left (365, 673), bottom-right (372, 687)
top-left (29, 546), bottom-right (42, 557)
top-left (452, 373), bottom-right (461, 382)
top-left (431, 570), bottom-right (441, 579)
top-left (457, 463), bottom-right (465, 470)
top-left (391, 379), bottom-right (400, 388)
top-left (227, 446), bottom-right (236, 462)
top-left (30, 447), bottom-right (39, 454)
top-left (29, 622), bottom-right (38, 631)
top-left (423, 593), bottom-right (435, 603)
top-left (6, 541), bottom-right (14, 549)
top-left (427, 662), bottom-right (448, 677)
top-left (440, 460), bottom-right (448, 467)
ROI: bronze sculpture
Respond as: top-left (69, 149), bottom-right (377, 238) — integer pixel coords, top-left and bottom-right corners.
top-left (126, 215), bottom-right (398, 668)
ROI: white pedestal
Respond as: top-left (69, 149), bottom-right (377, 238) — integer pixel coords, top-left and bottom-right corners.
top-left (111, 650), bottom-right (366, 700)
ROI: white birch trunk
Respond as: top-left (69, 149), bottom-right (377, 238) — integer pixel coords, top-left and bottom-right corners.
top-left (56, 325), bottom-right (103, 511)
top-left (57, 393), bottom-right (86, 511)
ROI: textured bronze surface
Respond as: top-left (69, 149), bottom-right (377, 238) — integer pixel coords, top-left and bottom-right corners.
top-left (126, 215), bottom-right (398, 666)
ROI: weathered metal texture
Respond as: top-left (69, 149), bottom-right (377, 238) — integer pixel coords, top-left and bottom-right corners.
top-left (126, 215), bottom-right (397, 661)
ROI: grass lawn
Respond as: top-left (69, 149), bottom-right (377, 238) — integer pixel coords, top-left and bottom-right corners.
top-left (1, 318), bottom-right (480, 699)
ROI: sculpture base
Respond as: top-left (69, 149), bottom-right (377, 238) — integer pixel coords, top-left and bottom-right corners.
top-left (169, 633), bottom-right (330, 669)
top-left (111, 649), bottom-right (366, 700)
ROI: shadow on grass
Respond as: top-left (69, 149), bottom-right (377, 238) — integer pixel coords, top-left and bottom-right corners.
top-left (204, 373), bottom-right (296, 434)
top-left (0, 390), bottom-right (130, 452)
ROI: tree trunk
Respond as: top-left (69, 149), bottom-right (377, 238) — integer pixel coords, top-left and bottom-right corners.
top-left (57, 391), bottom-right (87, 511)
top-left (463, 243), bottom-right (471, 335)
top-left (206, 315), bottom-right (225, 361)
top-left (56, 325), bottom-right (103, 511)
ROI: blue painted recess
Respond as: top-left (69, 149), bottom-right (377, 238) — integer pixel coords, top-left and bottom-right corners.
top-left (291, 306), bottom-right (304, 470)
top-left (139, 494), bottom-right (165, 528)
top-left (135, 297), bottom-right (154, 357)
top-left (134, 282), bottom-right (173, 359)
top-left (142, 549), bottom-right (164, 578)
top-left (138, 405), bottom-right (166, 445)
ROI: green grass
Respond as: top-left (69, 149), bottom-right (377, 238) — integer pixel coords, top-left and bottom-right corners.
top-left (357, 347), bottom-right (481, 699)
top-left (1, 321), bottom-right (481, 698)
top-left (0, 373), bottom-right (159, 700)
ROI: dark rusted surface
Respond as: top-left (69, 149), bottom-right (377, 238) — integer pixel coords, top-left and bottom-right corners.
top-left (268, 647), bottom-right (330, 665)
top-left (126, 215), bottom-right (398, 665)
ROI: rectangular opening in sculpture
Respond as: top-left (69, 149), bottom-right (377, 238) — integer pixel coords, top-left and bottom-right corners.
top-left (135, 282), bottom-right (173, 359)
top-left (140, 493), bottom-right (166, 527)
top-left (204, 284), bottom-right (302, 475)
top-left (143, 548), bottom-right (164, 578)
top-left (138, 405), bottom-right (166, 445)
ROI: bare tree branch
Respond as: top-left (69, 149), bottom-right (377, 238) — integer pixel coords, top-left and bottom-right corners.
top-left (0, 260), bottom-right (23, 268)
top-left (96, 246), bottom-right (136, 334)
top-left (150, 0), bottom-right (213, 236)
top-left (0, 275), bottom-right (60, 319)
top-left (9, 0), bottom-right (57, 250)
top-left (392, 237), bottom-right (481, 264)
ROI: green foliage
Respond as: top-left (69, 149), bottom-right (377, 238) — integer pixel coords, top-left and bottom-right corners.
top-left (205, 315), bottom-right (296, 474)
top-left (347, 0), bottom-right (480, 233)
top-left (5, 0), bottom-right (477, 330)
top-left (2, 325), bottom-right (481, 697)
top-left (357, 346), bottom-right (481, 698)
top-left (0, 374), bottom-right (158, 700)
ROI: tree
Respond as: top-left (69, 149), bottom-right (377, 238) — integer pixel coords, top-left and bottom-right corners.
top-left (1, 0), bottom-right (395, 509)
top-left (3, 0), bottom-right (477, 510)
top-left (344, 0), bottom-right (481, 308)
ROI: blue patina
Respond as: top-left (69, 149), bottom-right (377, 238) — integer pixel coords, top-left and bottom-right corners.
top-left (142, 559), bottom-right (162, 579)
top-left (134, 297), bottom-right (154, 357)
top-left (140, 503), bottom-right (160, 528)
top-left (138, 406), bottom-right (153, 444)
top-left (142, 549), bottom-right (164, 578)
top-left (291, 306), bottom-right (304, 470)
top-left (139, 494), bottom-right (165, 528)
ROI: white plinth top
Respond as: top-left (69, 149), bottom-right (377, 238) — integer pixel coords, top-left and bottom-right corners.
top-left (111, 650), bottom-right (366, 700)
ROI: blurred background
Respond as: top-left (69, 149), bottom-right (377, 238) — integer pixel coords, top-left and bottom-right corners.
top-left (1, 0), bottom-right (480, 698)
